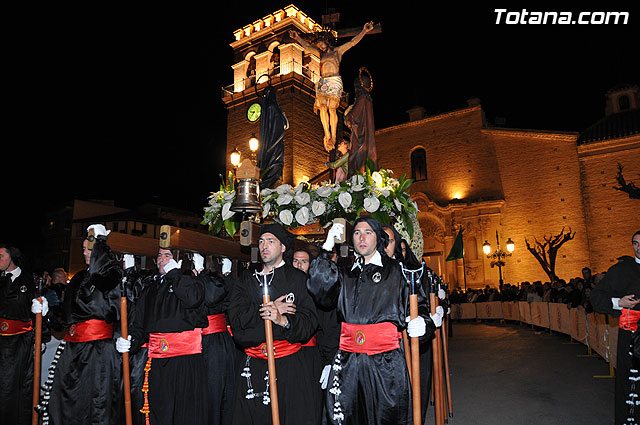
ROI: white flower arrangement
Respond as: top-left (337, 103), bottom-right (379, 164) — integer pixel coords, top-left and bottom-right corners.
top-left (203, 163), bottom-right (423, 258)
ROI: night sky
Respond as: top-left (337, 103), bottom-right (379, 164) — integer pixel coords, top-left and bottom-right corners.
top-left (4, 2), bottom-right (638, 259)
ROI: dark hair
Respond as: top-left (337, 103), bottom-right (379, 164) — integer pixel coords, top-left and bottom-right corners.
top-left (634, 230), bottom-right (640, 242)
top-left (380, 223), bottom-right (403, 260)
top-left (352, 217), bottom-right (388, 256)
top-left (293, 248), bottom-right (315, 263)
top-left (0, 244), bottom-right (22, 268)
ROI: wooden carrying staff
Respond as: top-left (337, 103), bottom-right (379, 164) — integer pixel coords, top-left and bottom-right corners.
top-left (32, 276), bottom-right (44, 425)
top-left (401, 264), bottom-right (424, 425)
top-left (120, 275), bottom-right (133, 425)
top-left (260, 273), bottom-right (280, 425)
top-left (428, 272), bottom-right (445, 425)
top-left (438, 282), bottom-right (453, 418)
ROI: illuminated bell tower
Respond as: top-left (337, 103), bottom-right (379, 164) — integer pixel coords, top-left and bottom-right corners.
top-left (222, 4), bottom-right (347, 186)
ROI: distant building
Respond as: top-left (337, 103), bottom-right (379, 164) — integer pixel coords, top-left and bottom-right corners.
top-left (223, 5), bottom-right (640, 288)
top-left (44, 199), bottom-right (206, 276)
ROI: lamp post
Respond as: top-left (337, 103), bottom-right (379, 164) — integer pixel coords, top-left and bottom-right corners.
top-left (230, 146), bottom-right (242, 172)
top-left (249, 133), bottom-right (259, 163)
top-left (482, 230), bottom-right (515, 290)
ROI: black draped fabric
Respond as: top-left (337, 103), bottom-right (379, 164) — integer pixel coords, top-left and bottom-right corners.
top-left (128, 268), bottom-right (207, 425)
top-left (257, 86), bottom-right (289, 189)
top-left (47, 238), bottom-right (123, 425)
top-left (0, 270), bottom-right (37, 425)
top-left (227, 263), bottom-right (319, 425)
top-left (308, 252), bottom-right (433, 425)
top-left (199, 269), bottom-right (236, 425)
top-left (591, 255), bottom-right (640, 425)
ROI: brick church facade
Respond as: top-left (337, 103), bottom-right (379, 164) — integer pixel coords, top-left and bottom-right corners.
top-left (223, 5), bottom-right (640, 288)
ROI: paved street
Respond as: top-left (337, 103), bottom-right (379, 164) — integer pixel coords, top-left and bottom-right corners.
top-left (426, 321), bottom-right (614, 425)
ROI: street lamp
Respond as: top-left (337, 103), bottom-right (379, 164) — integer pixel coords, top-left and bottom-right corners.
top-left (230, 146), bottom-right (242, 168)
top-left (483, 230), bottom-right (514, 290)
top-left (249, 134), bottom-right (259, 163)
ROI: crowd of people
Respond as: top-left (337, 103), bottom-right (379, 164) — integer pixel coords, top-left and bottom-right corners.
top-left (0, 219), bottom-right (447, 425)
top-left (448, 267), bottom-right (603, 313)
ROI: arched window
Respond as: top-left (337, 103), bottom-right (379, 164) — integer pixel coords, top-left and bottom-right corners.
top-left (618, 94), bottom-right (630, 111)
top-left (411, 148), bottom-right (427, 181)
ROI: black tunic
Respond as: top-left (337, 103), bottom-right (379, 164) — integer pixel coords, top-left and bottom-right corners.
top-left (591, 255), bottom-right (640, 425)
top-left (228, 263), bottom-right (319, 425)
top-left (129, 268), bottom-right (208, 425)
top-left (0, 269), bottom-right (37, 425)
top-left (198, 269), bottom-right (236, 425)
top-left (47, 238), bottom-right (123, 425)
top-left (307, 252), bottom-right (432, 425)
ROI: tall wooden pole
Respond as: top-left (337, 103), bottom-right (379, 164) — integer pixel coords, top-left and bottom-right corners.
top-left (31, 277), bottom-right (43, 425)
top-left (120, 277), bottom-right (133, 425)
top-left (409, 291), bottom-right (421, 425)
top-left (429, 273), bottom-right (445, 425)
top-left (262, 279), bottom-right (280, 425)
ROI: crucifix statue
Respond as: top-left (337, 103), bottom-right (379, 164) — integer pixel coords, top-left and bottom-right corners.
top-left (289, 20), bottom-right (377, 152)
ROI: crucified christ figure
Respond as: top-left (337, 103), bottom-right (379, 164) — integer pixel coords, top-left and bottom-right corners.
top-left (289, 21), bottom-right (374, 151)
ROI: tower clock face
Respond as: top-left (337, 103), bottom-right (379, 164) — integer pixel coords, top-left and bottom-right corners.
top-left (247, 103), bottom-right (261, 122)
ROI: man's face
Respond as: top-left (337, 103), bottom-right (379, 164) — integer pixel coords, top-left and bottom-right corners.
top-left (383, 227), bottom-right (396, 258)
top-left (582, 268), bottom-right (591, 280)
top-left (292, 251), bottom-right (310, 273)
top-left (633, 234), bottom-right (640, 260)
top-left (353, 222), bottom-right (377, 259)
top-left (259, 233), bottom-right (285, 267)
top-left (157, 248), bottom-right (174, 275)
top-left (316, 40), bottom-right (329, 52)
top-left (82, 240), bottom-right (92, 265)
top-left (0, 248), bottom-right (14, 272)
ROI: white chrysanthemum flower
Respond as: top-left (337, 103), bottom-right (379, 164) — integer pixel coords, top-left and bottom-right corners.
top-left (338, 192), bottom-right (352, 210)
top-left (279, 210), bottom-right (293, 226)
top-left (312, 200), bottom-right (326, 216)
top-left (276, 193), bottom-right (293, 206)
top-left (363, 196), bottom-right (380, 213)
top-left (295, 207), bottom-right (309, 225)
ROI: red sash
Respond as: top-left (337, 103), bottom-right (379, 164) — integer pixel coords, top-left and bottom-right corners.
top-left (302, 334), bottom-right (317, 347)
top-left (0, 318), bottom-right (33, 336)
top-left (620, 308), bottom-right (640, 331)
top-left (64, 319), bottom-right (113, 342)
top-left (202, 314), bottom-right (228, 335)
top-left (244, 340), bottom-right (302, 359)
top-left (148, 329), bottom-right (202, 358)
top-left (339, 322), bottom-right (400, 355)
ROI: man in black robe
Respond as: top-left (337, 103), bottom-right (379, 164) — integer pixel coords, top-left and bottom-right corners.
top-left (228, 223), bottom-right (319, 425)
top-left (591, 230), bottom-right (640, 425)
top-left (308, 217), bottom-right (436, 425)
top-left (192, 253), bottom-right (236, 425)
top-left (0, 244), bottom-right (49, 425)
top-left (120, 245), bottom-right (213, 425)
top-left (45, 225), bottom-right (123, 425)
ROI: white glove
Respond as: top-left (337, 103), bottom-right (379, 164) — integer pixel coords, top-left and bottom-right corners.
top-left (192, 253), bottom-right (204, 271)
top-left (221, 258), bottom-right (232, 275)
top-left (116, 335), bottom-right (131, 353)
top-left (31, 297), bottom-right (49, 316)
top-left (87, 224), bottom-right (111, 238)
top-left (123, 254), bottom-right (135, 269)
top-left (430, 306), bottom-right (444, 328)
top-left (163, 259), bottom-right (182, 274)
top-left (407, 316), bottom-right (426, 338)
top-left (322, 223), bottom-right (344, 252)
top-left (319, 364), bottom-right (331, 390)
top-left (438, 289), bottom-right (446, 300)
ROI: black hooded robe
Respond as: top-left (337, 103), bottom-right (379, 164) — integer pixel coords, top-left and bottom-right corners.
top-left (591, 256), bottom-right (640, 425)
top-left (46, 238), bottom-right (123, 425)
top-left (227, 263), bottom-right (319, 425)
top-left (308, 250), bottom-right (432, 425)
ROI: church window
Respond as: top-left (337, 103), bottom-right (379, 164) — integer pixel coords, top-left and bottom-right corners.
top-left (618, 94), bottom-right (630, 111)
top-left (411, 148), bottom-right (427, 181)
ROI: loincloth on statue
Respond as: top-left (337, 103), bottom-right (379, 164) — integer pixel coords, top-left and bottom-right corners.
top-left (315, 75), bottom-right (343, 104)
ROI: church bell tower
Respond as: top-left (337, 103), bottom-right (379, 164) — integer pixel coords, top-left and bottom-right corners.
top-left (222, 4), bottom-right (347, 186)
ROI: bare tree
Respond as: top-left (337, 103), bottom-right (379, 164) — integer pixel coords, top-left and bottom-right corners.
top-left (525, 227), bottom-right (576, 281)
top-left (614, 163), bottom-right (640, 199)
